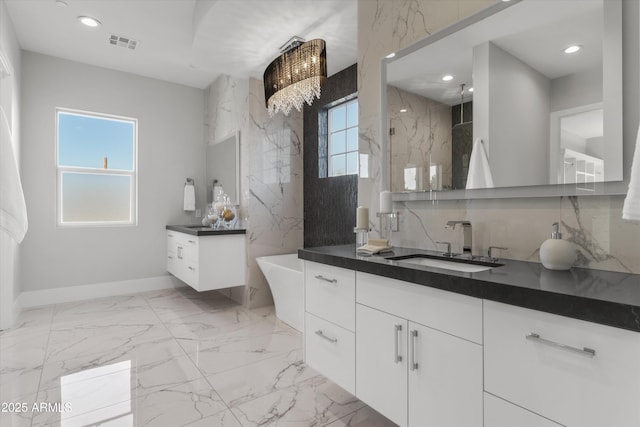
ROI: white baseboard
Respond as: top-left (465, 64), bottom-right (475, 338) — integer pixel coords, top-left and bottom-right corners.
top-left (18, 275), bottom-right (186, 308)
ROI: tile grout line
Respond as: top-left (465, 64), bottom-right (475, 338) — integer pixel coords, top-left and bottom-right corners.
top-left (29, 304), bottom-right (57, 427)
top-left (142, 290), bottom-right (249, 426)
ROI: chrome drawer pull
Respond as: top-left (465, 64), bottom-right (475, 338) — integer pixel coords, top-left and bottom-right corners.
top-left (188, 266), bottom-right (195, 271)
top-left (315, 330), bottom-right (338, 343)
top-left (526, 333), bottom-right (596, 357)
top-left (410, 329), bottom-right (419, 371)
top-left (314, 275), bottom-right (337, 284)
top-left (188, 240), bottom-right (196, 244)
top-left (394, 324), bottom-right (403, 363)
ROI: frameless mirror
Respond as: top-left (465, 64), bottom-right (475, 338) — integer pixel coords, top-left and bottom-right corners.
top-left (382, 0), bottom-right (633, 199)
top-left (206, 131), bottom-right (240, 205)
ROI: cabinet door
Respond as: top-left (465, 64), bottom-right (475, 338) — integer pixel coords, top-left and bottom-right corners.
top-left (408, 321), bottom-right (482, 427)
top-left (356, 304), bottom-right (407, 427)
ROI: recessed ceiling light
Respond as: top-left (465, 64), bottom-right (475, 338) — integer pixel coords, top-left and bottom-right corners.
top-left (78, 16), bottom-right (101, 28)
top-left (400, 108), bottom-right (407, 113)
top-left (564, 45), bottom-right (582, 54)
top-left (442, 74), bottom-right (453, 81)
top-left (386, 52), bottom-right (396, 59)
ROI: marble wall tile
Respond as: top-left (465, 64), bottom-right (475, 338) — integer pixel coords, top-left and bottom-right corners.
top-left (560, 195), bottom-right (640, 273)
top-left (358, 0), bottom-right (639, 274)
top-left (388, 86), bottom-right (452, 192)
top-left (206, 76), bottom-right (304, 309)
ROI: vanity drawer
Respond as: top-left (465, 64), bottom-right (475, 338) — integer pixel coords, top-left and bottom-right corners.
top-left (305, 312), bottom-right (355, 394)
top-left (484, 393), bottom-right (562, 427)
top-left (305, 261), bottom-right (355, 331)
top-left (356, 272), bottom-right (482, 344)
top-left (484, 300), bottom-right (640, 427)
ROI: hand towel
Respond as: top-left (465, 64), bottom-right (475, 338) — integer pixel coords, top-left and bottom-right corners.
top-left (183, 184), bottom-right (196, 211)
top-left (0, 109), bottom-right (28, 243)
top-left (466, 138), bottom-right (494, 189)
top-left (622, 124), bottom-right (640, 221)
top-left (357, 238), bottom-right (393, 255)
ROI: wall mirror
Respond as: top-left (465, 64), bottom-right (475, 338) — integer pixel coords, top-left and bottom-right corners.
top-left (206, 131), bottom-right (240, 205)
top-left (382, 0), bottom-right (638, 200)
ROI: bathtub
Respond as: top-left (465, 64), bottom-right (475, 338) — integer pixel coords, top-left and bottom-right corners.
top-left (256, 254), bottom-right (304, 332)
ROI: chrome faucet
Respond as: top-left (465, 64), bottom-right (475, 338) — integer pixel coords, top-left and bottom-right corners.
top-left (445, 220), bottom-right (472, 256)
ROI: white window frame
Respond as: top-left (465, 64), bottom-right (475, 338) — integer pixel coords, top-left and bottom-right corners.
top-left (56, 107), bottom-right (138, 227)
top-left (328, 98), bottom-right (359, 177)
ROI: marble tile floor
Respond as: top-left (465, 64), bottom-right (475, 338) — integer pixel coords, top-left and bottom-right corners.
top-left (0, 286), bottom-right (396, 427)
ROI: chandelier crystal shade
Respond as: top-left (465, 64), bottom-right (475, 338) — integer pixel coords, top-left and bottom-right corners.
top-left (263, 38), bottom-right (327, 116)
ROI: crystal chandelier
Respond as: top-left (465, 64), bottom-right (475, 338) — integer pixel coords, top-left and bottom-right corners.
top-left (263, 37), bottom-right (327, 116)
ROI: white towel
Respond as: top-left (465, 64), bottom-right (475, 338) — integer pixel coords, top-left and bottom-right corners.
top-left (0, 109), bottom-right (28, 243)
top-left (183, 184), bottom-right (196, 211)
top-left (622, 125), bottom-right (640, 221)
top-left (466, 138), bottom-right (494, 189)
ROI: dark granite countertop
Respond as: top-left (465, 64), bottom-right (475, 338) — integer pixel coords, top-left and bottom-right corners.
top-left (166, 225), bottom-right (246, 236)
top-left (298, 244), bottom-right (640, 333)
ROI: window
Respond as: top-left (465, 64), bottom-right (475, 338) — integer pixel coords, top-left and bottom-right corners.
top-left (328, 99), bottom-right (359, 177)
top-left (56, 109), bottom-right (137, 226)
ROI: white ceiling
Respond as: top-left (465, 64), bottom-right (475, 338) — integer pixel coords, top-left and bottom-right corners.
top-left (4, 0), bottom-right (358, 89)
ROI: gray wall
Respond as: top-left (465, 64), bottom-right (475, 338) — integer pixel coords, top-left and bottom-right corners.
top-left (20, 52), bottom-right (205, 292)
top-left (474, 42), bottom-right (550, 187)
top-left (550, 68), bottom-right (602, 112)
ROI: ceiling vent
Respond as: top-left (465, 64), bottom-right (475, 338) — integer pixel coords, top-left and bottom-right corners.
top-left (109, 34), bottom-right (138, 50)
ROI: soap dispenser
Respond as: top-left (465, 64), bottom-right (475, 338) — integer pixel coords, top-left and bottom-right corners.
top-left (539, 222), bottom-right (576, 270)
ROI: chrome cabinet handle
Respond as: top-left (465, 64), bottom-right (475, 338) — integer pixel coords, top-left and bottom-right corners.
top-left (188, 240), bottom-right (196, 244)
top-left (394, 324), bottom-right (403, 363)
top-left (526, 333), bottom-right (596, 357)
top-left (315, 330), bottom-right (337, 343)
top-left (167, 256), bottom-right (173, 260)
top-left (188, 266), bottom-right (195, 271)
top-left (314, 275), bottom-right (337, 284)
top-left (410, 330), bottom-right (419, 371)
top-left (177, 246), bottom-right (183, 259)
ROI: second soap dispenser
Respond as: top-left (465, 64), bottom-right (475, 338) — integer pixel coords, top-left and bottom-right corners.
top-left (539, 222), bottom-right (576, 270)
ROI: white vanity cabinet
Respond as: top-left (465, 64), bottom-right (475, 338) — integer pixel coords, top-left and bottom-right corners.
top-left (484, 300), bottom-right (640, 427)
top-left (166, 230), bottom-right (246, 292)
top-left (355, 272), bottom-right (483, 427)
top-left (484, 393), bottom-right (563, 427)
top-left (303, 261), bottom-right (356, 394)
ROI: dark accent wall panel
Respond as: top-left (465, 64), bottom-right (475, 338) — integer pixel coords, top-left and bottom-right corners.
top-left (304, 64), bottom-right (358, 248)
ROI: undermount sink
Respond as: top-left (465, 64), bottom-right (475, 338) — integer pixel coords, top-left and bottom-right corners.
top-left (385, 254), bottom-right (502, 273)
